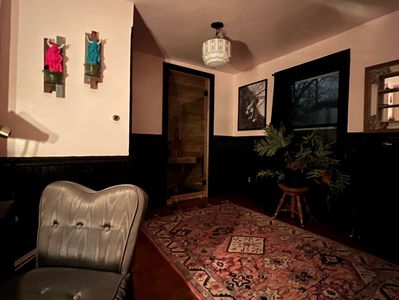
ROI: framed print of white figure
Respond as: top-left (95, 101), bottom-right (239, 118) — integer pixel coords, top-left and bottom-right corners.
top-left (238, 79), bottom-right (267, 130)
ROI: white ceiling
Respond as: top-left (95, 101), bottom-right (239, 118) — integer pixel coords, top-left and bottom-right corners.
top-left (132, 0), bottom-right (399, 74)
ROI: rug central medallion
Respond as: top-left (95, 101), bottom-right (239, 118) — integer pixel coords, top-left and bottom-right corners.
top-left (228, 236), bottom-right (264, 254)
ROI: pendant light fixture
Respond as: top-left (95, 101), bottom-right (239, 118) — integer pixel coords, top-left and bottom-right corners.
top-left (202, 22), bottom-right (231, 68)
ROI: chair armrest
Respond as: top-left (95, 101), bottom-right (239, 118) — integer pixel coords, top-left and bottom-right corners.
top-left (14, 249), bottom-right (36, 274)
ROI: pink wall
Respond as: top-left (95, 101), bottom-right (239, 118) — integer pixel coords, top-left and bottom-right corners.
top-left (5, 2), bottom-right (399, 157)
top-left (235, 10), bottom-right (399, 135)
top-left (132, 52), bottom-right (163, 134)
top-left (133, 11), bottom-right (399, 137)
top-left (2, 0), bottom-right (133, 157)
top-left (132, 51), bottom-right (235, 135)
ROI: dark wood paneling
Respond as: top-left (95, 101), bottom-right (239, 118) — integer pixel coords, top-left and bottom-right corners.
top-left (210, 133), bottom-right (399, 263)
top-left (0, 200), bottom-right (14, 282)
top-left (344, 132), bottom-right (399, 263)
top-left (209, 135), bottom-right (278, 211)
top-left (131, 132), bottom-right (399, 264)
top-left (130, 134), bottom-right (273, 208)
top-left (3, 132), bottom-right (397, 264)
top-left (130, 133), bottom-right (166, 208)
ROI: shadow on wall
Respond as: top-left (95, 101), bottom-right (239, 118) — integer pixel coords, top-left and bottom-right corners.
top-left (132, 6), bottom-right (167, 58)
top-left (228, 39), bottom-right (255, 73)
top-left (1, 1), bottom-right (55, 157)
top-left (0, 111), bottom-right (55, 157)
top-left (0, 0), bottom-right (12, 156)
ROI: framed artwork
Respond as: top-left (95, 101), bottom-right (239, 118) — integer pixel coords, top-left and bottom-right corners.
top-left (238, 79), bottom-right (267, 130)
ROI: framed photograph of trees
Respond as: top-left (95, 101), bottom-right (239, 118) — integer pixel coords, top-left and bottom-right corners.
top-left (238, 79), bottom-right (267, 130)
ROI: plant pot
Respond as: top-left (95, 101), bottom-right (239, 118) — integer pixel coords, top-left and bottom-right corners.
top-left (282, 168), bottom-right (306, 188)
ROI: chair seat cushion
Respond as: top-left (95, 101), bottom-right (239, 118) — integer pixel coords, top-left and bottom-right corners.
top-left (0, 267), bottom-right (130, 300)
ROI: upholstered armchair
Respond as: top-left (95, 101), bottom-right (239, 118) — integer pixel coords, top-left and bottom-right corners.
top-left (0, 180), bottom-right (148, 300)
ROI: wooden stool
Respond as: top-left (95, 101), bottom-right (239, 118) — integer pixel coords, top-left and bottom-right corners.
top-left (273, 183), bottom-right (311, 227)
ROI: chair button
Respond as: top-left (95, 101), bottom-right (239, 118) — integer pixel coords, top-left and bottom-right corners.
top-left (40, 287), bottom-right (50, 294)
top-left (76, 222), bottom-right (83, 229)
top-left (73, 292), bottom-right (82, 300)
top-left (52, 220), bottom-right (59, 228)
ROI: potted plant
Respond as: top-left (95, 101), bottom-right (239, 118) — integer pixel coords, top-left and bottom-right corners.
top-left (254, 123), bottom-right (350, 205)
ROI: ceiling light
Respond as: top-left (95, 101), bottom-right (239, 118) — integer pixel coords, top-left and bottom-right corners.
top-left (202, 22), bottom-right (231, 68)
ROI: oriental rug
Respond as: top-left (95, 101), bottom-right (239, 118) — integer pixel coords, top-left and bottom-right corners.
top-left (142, 201), bottom-right (399, 299)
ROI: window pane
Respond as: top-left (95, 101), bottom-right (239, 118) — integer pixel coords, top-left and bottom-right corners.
top-left (290, 71), bottom-right (339, 128)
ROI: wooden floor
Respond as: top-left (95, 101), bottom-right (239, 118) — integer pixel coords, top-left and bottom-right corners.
top-left (130, 194), bottom-right (381, 300)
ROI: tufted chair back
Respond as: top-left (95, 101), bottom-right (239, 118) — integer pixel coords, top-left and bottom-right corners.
top-left (0, 181), bottom-right (148, 300)
top-left (36, 181), bottom-right (147, 274)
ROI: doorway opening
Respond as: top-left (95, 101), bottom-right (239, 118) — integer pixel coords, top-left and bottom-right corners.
top-left (163, 63), bottom-right (214, 205)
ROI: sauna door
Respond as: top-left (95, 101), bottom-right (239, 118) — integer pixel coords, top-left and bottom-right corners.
top-left (164, 64), bottom-right (213, 205)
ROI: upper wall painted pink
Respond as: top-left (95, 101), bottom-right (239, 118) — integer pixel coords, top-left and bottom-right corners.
top-left (3, 0), bottom-right (133, 157)
top-left (235, 10), bottom-right (399, 136)
top-left (132, 51), bottom-right (235, 135)
top-left (133, 11), bottom-right (399, 137)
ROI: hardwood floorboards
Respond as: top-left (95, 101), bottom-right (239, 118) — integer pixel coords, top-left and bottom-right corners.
top-left (130, 194), bottom-right (387, 300)
top-left (132, 232), bottom-right (197, 300)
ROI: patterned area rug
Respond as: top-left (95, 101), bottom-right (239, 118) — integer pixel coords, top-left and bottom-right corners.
top-left (142, 201), bottom-right (399, 299)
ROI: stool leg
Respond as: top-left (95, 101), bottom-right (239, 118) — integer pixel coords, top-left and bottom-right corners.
top-left (303, 196), bottom-right (314, 220)
top-left (290, 195), bottom-right (296, 219)
top-left (296, 196), bottom-right (304, 227)
top-left (274, 193), bottom-right (286, 219)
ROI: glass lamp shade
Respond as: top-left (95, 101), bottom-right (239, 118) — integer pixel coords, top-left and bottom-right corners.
top-left (202, 38), bottom-right (231, 67)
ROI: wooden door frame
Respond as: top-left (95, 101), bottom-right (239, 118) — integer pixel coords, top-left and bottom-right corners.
top-left (162, 63), bottom-right (215, 202)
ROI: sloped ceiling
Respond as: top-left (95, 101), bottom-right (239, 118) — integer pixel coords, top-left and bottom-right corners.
top-left (133, 0), bottom-right (399, 74)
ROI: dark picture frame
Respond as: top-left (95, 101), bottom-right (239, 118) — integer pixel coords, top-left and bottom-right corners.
top-left (238, 79), bottom-right (267, 130)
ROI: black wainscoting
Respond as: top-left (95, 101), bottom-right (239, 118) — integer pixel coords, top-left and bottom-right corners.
top-left (4, 132), bottom-right (396, 263)
top-left (210, 136), bottom-right (279, 211)
top-left (344, 132), bottom-right (399, 263)
top-left (130, 134), bottom-right (278, 210)
top-left (0, 156), bottom-right (134, 259)
top-left (212, 132), bottom-right (399, 263)
top-left (211, 135), bottom-right (350, 217)
top-left (130, 133), bottom-right (166, 208)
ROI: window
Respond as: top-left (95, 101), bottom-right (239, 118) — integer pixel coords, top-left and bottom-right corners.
top-left (271, 49), bottom-right (350, 155)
